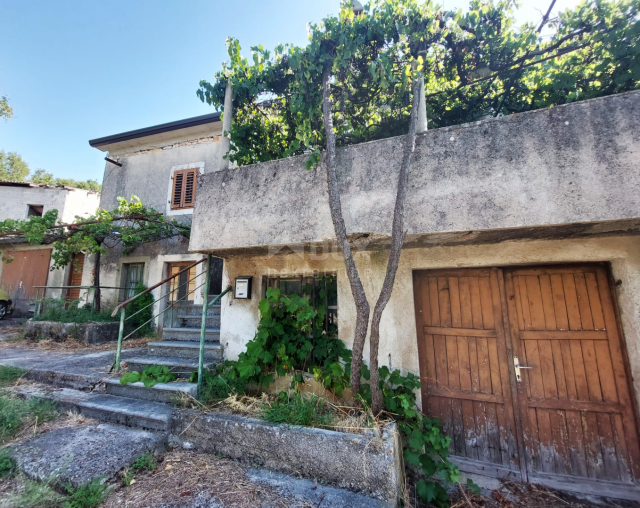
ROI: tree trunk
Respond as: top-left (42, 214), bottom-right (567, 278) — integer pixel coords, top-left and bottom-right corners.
top-left (369, 71), bottom-right (423, 415)
top-left (93, 250), bottom-right (101, 312)
top-left (321, 63), bottom-right (371, 399)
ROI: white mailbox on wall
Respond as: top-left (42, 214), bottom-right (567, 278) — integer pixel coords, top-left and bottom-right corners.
top-left (234, 276), bottom-right (252, 299)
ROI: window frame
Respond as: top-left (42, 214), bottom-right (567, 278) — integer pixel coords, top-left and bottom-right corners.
top-left (119, 262), bottom-right (145, 302)
top-left (170, 168), bottom-right (198, 210)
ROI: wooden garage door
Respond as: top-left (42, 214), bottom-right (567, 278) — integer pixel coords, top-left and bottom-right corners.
top-left (413, 268), bottom-right (522, 478)
top-left (66, 253), bottom-right (85, 301)
top-left (414, 264), bottom-right (640, 497)
top-left (0, 249), bottom-right (51, 299)
top-left (505, 265), bottom-right (640, 492)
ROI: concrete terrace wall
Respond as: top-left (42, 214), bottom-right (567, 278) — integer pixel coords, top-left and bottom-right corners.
top-left (190, 91), bottom-right (640, 253)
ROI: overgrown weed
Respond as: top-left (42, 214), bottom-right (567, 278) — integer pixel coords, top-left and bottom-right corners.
top-left (131, 452), bottom-right (156, 472)
top-left (0, 366), bottom-right (25, 388)
top-left (62, 478), bottom-right (111, 508)
top-left (0, 394), bottom-right (58, 442)
top-left (260, 392), bottom-right (333, 428)
top-left (2, 477), bottom-right (65, 508)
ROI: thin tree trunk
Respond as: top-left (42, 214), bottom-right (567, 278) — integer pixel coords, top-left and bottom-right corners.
top-left (370, 71), bottom-right (423, 415)
top-left (93, 250), bottom-right (101, 312)
top-left (321, 63), bottom-right (370, 399)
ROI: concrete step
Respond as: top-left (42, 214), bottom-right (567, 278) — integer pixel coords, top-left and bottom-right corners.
top-left (76, 394), bottom-right (173, 431)
top-left (104, 377), bottom-right (197, 403)
top-left (147, 341), bottom-right (223, 362)
top-left (162, 327), bottom-right (220, 342)
top-left (174, 303), bottom-right (220, 317)
top-left (173, 315), bottom-right (220, 328)
top-left (125, 356), bottom-right (214, 378)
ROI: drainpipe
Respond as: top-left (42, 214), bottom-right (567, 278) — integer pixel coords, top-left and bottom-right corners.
top-left (222, 79), bottom-right (233, 168)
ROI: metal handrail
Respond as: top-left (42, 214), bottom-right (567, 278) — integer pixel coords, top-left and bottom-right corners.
top-left (111, 258), bottom-right (205, 316)
top-left (111, 254), bottom-right (233, 397)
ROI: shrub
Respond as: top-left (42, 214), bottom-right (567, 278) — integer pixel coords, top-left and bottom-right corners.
top-left (260, 392), bottom-right (332, 428)
top-left (0, 365), bottom-right (25, 387)
top-left (63, 478), bottom-right (111, 508)
top-left (191, 364), bottom-right (246, 404)
top-left (32, 298), bottom-right (116, 324)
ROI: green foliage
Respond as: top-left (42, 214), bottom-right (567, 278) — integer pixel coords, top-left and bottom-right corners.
top-left (31, 298), bottom-right (117, 324)
top-left (0, 95), bottom-right (13, 121)
top-left (0, 448), bottom-right (15, 477)
top-left (131, 452), bottom-right (157, 471)
top-left (0, 365), bottom-right (26, 387)
top-left (63, 478), bottom-right (111, 508)
top-left (0, 394), bottom-right (58, 440)
top-left (120, 365), bottom-right (177, 388)
top-left (0, 150), bottom-right (29, 181)
top-left (198, 0), bottom-right (639, 168)
top-left (191, 364), bottom-right (246, 403)
top-left (125, 284), bottom-right (154, 337)
top-left (235, 285), bottom-right (349, 388)
top-left (0, 196), bottom-right (189, 270)
top-left (260, 391), bottom-right (333, 428)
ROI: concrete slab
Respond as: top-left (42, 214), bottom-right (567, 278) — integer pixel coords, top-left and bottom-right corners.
top-left (125, 356), bottom-right (212, 378)
top-left (78, 394), bottom-right (173, 431)
top-left (10, 423), bottom-right (166, 488)
top-left (246, 468), bottom-right (389, 508)
top-left (0, 347), bottom-right (148, 390)
top-left (147, 341), bottom-right (223, 361)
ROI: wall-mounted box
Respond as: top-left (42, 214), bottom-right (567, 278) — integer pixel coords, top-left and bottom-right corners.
top-left (234, 276), bottom-right (252, 299)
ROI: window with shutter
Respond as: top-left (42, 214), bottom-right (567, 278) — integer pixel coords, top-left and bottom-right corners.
top-left (170, 169), bottom-right (198, 210)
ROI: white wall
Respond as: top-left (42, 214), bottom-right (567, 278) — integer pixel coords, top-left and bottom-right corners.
top-left (219, 235), bottom-right (640, 412)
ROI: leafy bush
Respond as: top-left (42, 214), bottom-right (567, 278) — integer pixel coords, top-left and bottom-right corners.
top-left (32, 298), bottom-right (117, 324)
top-left (260, 392), bottom-right (332, 428)
top-left (0, 448), bottom-right (15, 477)
top-left (63, 478), bottom-right (111, 508)
top-left (131, 452), bottom-right (156, 471)
top-left (120, 365), bottom-right (176, 388)
top-left (0, 365), bottom-right (25, 387)
top-left (125, 283), bottom-right (154, 337)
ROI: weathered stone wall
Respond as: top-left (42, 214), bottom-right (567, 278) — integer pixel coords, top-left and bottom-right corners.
top-left (170, 410), bottom-right (401, 504)
top-left (25, 320), bottom-right (120, 345)
top-left (190, 91), bottom-right (640, 253)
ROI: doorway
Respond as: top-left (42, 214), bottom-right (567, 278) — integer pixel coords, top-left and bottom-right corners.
top-left (413, 264), bottom-right (640, 498)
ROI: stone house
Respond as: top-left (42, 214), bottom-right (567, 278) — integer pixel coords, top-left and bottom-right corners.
top-left (0, 181), bottom-right (100, 315)
top-left (89, 90), bottom-right (640, 498)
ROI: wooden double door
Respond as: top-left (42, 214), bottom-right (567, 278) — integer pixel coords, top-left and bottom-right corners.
top-left (413, 264), bottom-right (640, 498)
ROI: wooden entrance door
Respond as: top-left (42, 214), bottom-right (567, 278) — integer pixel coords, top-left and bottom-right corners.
top-left (505, 264), bottom-right (640, 495)
top-left (66, 253), bottom-right (85, 301)
top-left (414, 264), bottom-right (640, 497)
top-left (413, 268), bottom-right (522, 479)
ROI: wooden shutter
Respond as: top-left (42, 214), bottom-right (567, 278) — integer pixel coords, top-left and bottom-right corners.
top-left (170, 169), bottom-right (198, 210)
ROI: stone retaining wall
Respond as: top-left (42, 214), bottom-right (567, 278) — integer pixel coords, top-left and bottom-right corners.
top-left (170, 410), bottom-right (402, 505)
top-left (25, 320), bottom-right (120, 345)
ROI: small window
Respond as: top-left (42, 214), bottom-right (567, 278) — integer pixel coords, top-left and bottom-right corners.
top-left (266, 275), bottom-right (338, 332)
top-left (27, 205), bottom-right (44, 217)
top-left (119, 262), bottom-right (145, 302)
top-left (170, 168), bottom-right (198, 210)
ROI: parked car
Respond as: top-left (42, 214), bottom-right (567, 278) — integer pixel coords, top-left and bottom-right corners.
top-left (0, 288), bottom-right (14, 320)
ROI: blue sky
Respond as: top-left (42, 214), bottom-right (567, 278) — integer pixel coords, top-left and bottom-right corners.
top-left (0, 0), bottom-right (579, 183)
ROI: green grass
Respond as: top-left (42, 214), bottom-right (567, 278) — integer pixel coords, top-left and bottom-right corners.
top-left (63, 478), bottom-right (111, 508)
top-left (0, 366), bottom-right (26, 388)
top-left (0, 394), bottom-right (58, 441)
top-left (4, 478), bottom-right (65, 508)
top-left (260, 392), bottom-right (333, 428)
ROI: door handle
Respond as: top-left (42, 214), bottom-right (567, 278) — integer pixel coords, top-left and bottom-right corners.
top-left (514, 356), bottom-right (533, 382)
